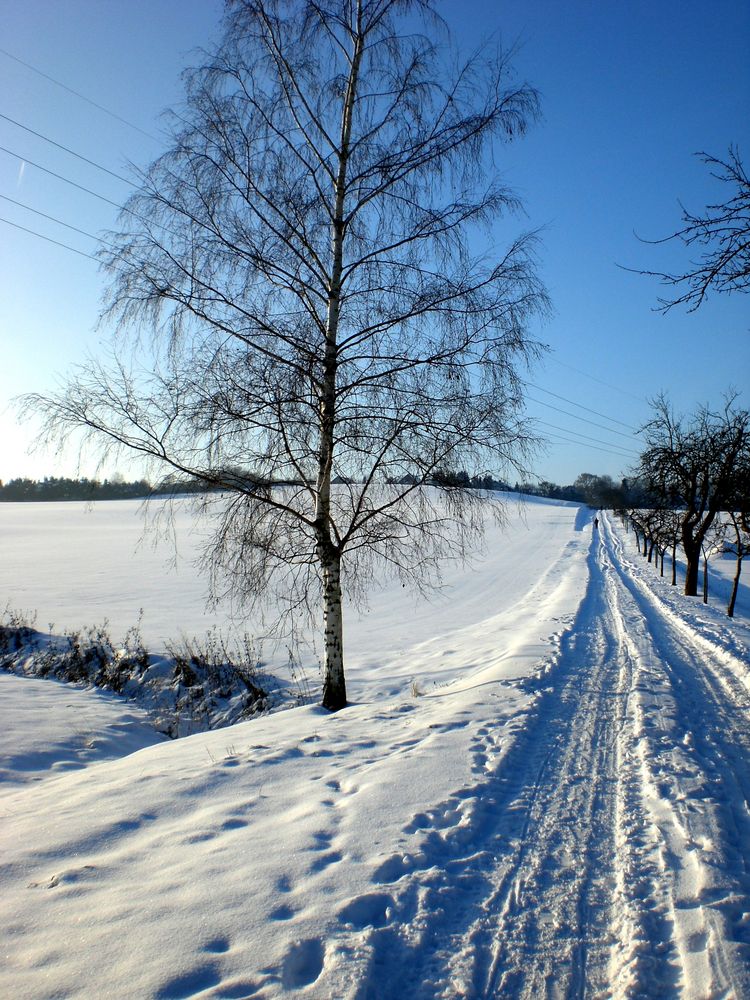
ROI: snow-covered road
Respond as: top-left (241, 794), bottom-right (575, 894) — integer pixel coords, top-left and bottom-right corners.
top-left (2, 501), bottom-right (749, 998)
top-left (328, 514), bottom-right (750, 998)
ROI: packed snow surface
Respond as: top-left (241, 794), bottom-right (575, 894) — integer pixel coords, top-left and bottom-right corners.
top-left (1, 497), bottom-right (749, 998)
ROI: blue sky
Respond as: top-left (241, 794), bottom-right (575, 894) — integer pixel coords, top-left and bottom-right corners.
top-left (1, 0), bottom-right (748, 486)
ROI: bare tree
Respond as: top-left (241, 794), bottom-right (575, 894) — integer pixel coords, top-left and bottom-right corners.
top-left (727, 511), bottom-right (750, 618)
top-left (638, 147), bottom-right (750, 312)
top-left (726, 454), bottom-right (750, 616)
top-left (24, 0), bottom-right (547, 710)
top-left (657, 507), bottom-right (682, 586)
top-left (700, 518), bottom-right (726, 605)
top-left (635, 394), bottom-right (749, 598)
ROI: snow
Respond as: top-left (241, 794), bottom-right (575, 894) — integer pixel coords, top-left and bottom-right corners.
top-left (1, 497), bottom-right (749, 998)
top-left (0, 673), bottom-right (166, 788)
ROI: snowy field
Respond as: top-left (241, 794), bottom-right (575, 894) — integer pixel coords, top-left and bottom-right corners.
top-left (1, 497), bottom-right (749, 998)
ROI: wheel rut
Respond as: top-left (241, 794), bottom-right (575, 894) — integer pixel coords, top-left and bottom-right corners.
top-left (340, 517), bottom-right (750, 998)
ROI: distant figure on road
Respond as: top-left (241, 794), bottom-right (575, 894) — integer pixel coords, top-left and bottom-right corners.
top-left (594, 516), bottom-right (599, 530)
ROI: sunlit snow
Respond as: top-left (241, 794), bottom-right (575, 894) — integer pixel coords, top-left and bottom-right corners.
top-left (1, 496), bottom-right (748, 998)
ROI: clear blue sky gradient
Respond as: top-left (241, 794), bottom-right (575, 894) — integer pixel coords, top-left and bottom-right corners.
top-left (1, 0), bottom-right (748, 485)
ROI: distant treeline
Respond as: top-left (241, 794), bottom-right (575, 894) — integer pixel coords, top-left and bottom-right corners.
top-left (0, 470), bottom-right (634, 507)
top-left (0, 477), bottom-right (154, 502)
top-left (513, 473), bottom-right (635, 509)
top-left (432, 470), bottom-right (639, 508)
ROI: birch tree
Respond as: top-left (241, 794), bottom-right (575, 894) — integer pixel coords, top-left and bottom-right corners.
top-left (25, 0), bottom-right (547, 710)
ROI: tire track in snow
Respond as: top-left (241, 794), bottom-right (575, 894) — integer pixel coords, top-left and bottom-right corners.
top-left (600, 515), bottom-right (750, 998)
top-left (467, 529), bottom-right (681, 999)
top-left (342, 537), bottom-right (652, 998)
top-left (337, 516), bottom-right (750, 998)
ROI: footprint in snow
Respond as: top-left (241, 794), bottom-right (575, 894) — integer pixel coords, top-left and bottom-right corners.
top-left (182, 830), bottom-right (216, 845)
top-left (280, 938), bottom-right (325, 989)
top-left (309, 850), bottom-right (342, 873)
top-left (372, 853), bottom-right (414, 883)
top-left (28, 865), bottom-right (97, 890)
top-left (338, 891), bottom-right (395, 929)
top-left (203, 936), bottom-right (231, 954)
top-left (403, 812), bottom-right (430, 834)
top-left (154, 963), bottom-right (221, 999)
top-left (221, 817), bottom-right (249, 831)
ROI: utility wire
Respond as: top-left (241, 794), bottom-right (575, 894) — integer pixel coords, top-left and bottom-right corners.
top-left (0, 56), bottom-right (648, 442)
top-left (546, 355), bottom-right (645, 403)
top-left (0, 215), bottom-right (99, 261)
top-left (523, 379), bottom-right (639, 433)
top-left (526, 394), bottom-right (641, 441)
top-left (1, 218), bottom-right (645, 467)
top-left (544, 433), bottom-right (635, 461)
top-left (0, 145), bottom-right (185, 240)
top-left (535, 418), bottom-right (640, 457)
top-left (0, 193), bottom-right (118, 249)
top-left (0, 193), bottom-right (648, 456)
top-left (0, 111), bottom-right (136, 186)
top-left (0, 144), bottom-right (122, 209)
top-left (0, 116), bottom-right (648, 447)
top-left (0, 47), bottom-right (160, 142)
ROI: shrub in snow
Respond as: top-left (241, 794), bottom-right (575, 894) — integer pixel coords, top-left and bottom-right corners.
top-left (0, 605), bottom-right (37, 655)
top-left (0, 608), bottom-right (269, 737)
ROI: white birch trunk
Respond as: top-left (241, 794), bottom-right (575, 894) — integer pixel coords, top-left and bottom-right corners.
top-left (316, 16), bottom-right (363, 710)
top-left (321, 551), bottom-right (346, 710)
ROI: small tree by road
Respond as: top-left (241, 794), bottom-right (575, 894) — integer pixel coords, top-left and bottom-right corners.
top-left (700, 519), bottom-right (726, 605)
top-left (727, 511), bottom-right (750, 618)
top-left (25, 0), bottom-right (547, 710)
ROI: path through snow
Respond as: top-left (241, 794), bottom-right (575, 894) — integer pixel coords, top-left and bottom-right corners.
top-left (323, 513), bottom-right (750, 998)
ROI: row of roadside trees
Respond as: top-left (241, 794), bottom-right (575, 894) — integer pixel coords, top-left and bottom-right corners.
top-left (620, 394), bottom-right (750, 617)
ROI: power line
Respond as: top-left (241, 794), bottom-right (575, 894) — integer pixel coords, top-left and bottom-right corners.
top-left (0, 145), bottom-right (183, 241)
top-left (0, 222), bottom-right (648, 468)
top-left (546, 355), bottom-right (645, 403)
top-left (0, 193), bottom-right (117, 249)
top-left (535, 419), bottom-right (640, 457)
top-left (543, 433), bottom-right (635, 461)
top-left (0, 47), bottom-right (160, 142)
top-left (0, 119), bottom-right (673, 457)
top-left (0, 144), bottom-right (122, 209)
top-left (523, 379), bottom-right (640, 433)
top-left (526, 394), bottom-right (641, 441)
top-left (0, 215), bottom-right (99, 261)
top-left (0, 112), bottom-right (136, 186)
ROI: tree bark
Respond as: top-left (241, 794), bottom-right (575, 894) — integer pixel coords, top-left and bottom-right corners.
top-left (671, 542), bottom-right (677, 586)
top-left (321, 548), bottom-right (346, 710)
top-left (702, 555), bottom-right (709, 604)
top-left (317, 22), bottom-right (362, 712)
top-left (727, 554), bottom-right (742, 617)
top-left (684, 550), bottom-right (700, 595)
